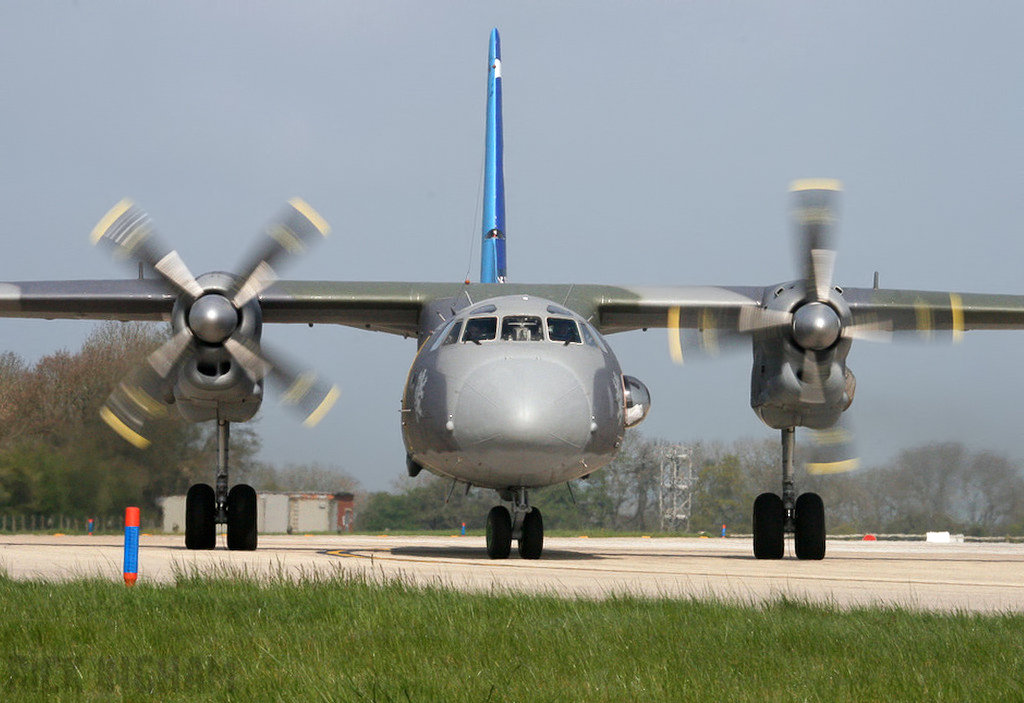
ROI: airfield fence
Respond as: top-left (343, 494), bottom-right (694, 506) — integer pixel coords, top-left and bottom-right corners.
top-left (0, 513), bottom-right (160, 534)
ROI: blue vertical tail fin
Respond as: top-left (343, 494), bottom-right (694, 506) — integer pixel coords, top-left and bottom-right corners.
top-left (480, 28), bottom-right (507, 283)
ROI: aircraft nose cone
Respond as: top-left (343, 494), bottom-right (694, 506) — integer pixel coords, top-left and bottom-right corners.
top-left (189, 294), bottom-right (238, 344)
top-left (453, 358), bottom-right (592, 481)
top-left (792, 301), bottom-right (841, 351)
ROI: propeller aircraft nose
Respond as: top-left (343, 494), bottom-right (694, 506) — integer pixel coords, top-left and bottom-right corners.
top-left (451, 357), bottom-right (593, 483)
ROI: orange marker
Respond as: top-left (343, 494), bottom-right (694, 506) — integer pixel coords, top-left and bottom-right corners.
top-left (123, 507), bottom-right (139, 587)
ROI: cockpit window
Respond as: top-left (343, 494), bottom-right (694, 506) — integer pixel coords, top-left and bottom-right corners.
top-left (580, 321), bottom-right (607, 351)
top-left (427, 318), bottom-right (458, 352)
top-left (442, 320), bottom-right (463, 346)
top-left (547, 317), bottom-right (581, 344)
top-left (501, 316), bottom-right (544, 341)
top-left (463, 317), bottom-right (497, 343)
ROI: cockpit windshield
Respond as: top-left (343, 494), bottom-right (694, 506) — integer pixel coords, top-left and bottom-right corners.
top-left (547, 317), bottom-right (582, 344)
top-left (454, 312), bottom-right (593, 346)
top-left (463, 317), bottom-right (497, 343)
top-left (442, 320), bottom-right (463, 345)
top-left (501, 316), bottom-right (543, 342)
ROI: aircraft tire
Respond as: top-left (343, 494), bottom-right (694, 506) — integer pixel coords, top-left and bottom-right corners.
top-left (518, 508), bottom-right (544, 560)
top-left (486, 506), bottom-right (512, 559)
top-left (794, 492), bottom-right (826, 560)
top-left (752, 492), bottom-right (785, 559)
top-left (226, 484), bottom-right (258, 551)
top-left (185, 483), bottom-right (217, 550)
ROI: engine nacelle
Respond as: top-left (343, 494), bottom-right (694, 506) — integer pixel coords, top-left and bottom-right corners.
top-left (171, 271), bottom-right (265, 423)
top-left (623, 375), bottom-right (651, 428)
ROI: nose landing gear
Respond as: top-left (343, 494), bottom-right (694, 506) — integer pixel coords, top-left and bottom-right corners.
top-left (752, 428), bottom-right (826, 560)
top-left (485, 487), bottom-right (544, 560)
top-left (184, 419), bottom-right (258, 551)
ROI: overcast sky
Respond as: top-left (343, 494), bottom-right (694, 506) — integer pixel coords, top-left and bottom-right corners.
top-left (2, 2), bottom-right (1023, 491)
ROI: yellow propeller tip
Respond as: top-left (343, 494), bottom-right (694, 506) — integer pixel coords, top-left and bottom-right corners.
top-left (790, 178), bottom-right (843, 193)
top-left (90, 198), bottom-right (135, 245)
top-left (99, 406), bottom-right (151, 449)
top-left (303, 386), bottom-right (340, 428)
top-left (806, 458), bottom-right (860, 475)
top-left (288, 197), bottom-right (331, 237)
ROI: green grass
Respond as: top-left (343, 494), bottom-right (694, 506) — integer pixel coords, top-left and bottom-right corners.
top-left (0, 570), bottom-right (1022, 702)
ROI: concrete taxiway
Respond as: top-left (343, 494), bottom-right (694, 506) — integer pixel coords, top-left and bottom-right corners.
top-left (1, 534), bottom-right (1021, 613)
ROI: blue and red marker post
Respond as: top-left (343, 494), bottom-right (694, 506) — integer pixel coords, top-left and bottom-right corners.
top-left (123, 507), bottom-right (140, 587)
top-left (87, 517), bottom-right (94, 536)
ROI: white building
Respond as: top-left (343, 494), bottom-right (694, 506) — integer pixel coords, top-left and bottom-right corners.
top-left (158, 492), bottom-right (355, 534)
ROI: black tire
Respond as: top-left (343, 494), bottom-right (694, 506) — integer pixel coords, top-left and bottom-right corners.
top-left (518, 508), bottom-right (544, 560)
top-left (226, 484), bottom-right (258, 551)
top-left (185, 483), bottom-right (217, 550)
top-left (794, 492), bottom-right (826, 560)
top-left (752, 492), bottom-right (785, 559)
top-left (486, 506), bottom-right (512, 559)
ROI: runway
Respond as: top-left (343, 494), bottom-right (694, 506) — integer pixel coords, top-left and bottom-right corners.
top-left (1, 534), bottom-right (1021, 613)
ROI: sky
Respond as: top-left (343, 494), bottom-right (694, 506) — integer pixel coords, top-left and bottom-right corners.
top-left (2, 2), bottom-right (1023, 492)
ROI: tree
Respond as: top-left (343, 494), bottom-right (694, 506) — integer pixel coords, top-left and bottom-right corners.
top-left (0, 322), bottom-right (202, 519)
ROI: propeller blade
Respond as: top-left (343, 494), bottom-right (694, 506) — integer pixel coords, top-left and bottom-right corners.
top-left (791, 179), bottom-right (841, 303)
top-left (843, 317), bottom-right (894, 343)
top-left (91, 199), bottom-right (204, 299)
top-left (738, 306), bottom-right (793, 334)
top-left (223, 336), bottom-right (340, 427)
top-left (99, 330), bottom-right (193, 449)
top-left (147, 327), bottom-right (195, 377)
top-left (810, 248), bottom-right (836, 302)
top-left (223, 336), bottom-right (273, 382)
top-left (802, 420), bottom-right (860, 474)
top-left (668, 307), bottom-right (756, 364)
top-left (232, 198), bottom-right (331, 307)
top-left (279, 370), bottom-right (341, 428)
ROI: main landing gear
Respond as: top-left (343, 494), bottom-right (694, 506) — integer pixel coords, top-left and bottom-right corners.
top-left (184, 419), bottom-right (258, 551)
top-left (486, 488), bottom-right (543, 560)
top-left (752, 428), bottom-right (826, 560)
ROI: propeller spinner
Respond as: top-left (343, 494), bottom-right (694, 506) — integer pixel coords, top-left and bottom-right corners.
top-left (93, 199), bottom-right (339, 448)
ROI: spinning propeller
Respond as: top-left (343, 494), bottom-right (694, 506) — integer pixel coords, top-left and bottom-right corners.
top-left (740, 180), bottom-right (892, 403)
top-left (672, 181), bottom-right (891, 394)
top-left (667, 180), bottom-right (893, 474)
top-left (93, 199), bottom-right (339, 448)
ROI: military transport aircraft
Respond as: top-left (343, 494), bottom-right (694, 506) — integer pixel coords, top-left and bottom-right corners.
top-left (2, 29), bottom-right (1024, 560)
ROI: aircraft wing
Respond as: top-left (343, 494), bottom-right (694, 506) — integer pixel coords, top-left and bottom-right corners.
top-left (581, 284), bottom-right (1024, 336)
top-left (263, 282), bottom-right (769, 337)
top-left (0, 280), bottom-right (174, 320)
top-left (0, 279), bottom-right (464, 336)
top-left (3, 279), bottom-right (1024, 341)
top-left (843, 287), bottom-right (1024, 333)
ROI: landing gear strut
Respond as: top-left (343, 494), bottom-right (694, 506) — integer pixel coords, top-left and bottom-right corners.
top-left (485, 487), bottom-right (543, 560)
top-left (752, 428), bottom-right (826, 560)
top-left (184, 419), bottom-right (258, 551)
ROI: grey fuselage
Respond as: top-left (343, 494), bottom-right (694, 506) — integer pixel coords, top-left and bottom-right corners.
top-left (401, 295), bottom-right (635, 490)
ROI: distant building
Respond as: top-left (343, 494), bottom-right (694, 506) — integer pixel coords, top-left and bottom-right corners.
top-left (158, 492), bottom-right (355, 534)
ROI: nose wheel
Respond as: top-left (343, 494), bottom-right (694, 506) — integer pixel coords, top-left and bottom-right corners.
top-left (184, 419), bottom-right (258, 551)
top-left (752, 428), bottom-right (826, 560)
top-left (485, 506), bottom-right (512, 559)
top-left (485, 488), bottom-right (544, 559)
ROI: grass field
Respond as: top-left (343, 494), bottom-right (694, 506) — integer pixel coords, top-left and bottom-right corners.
top-left (1, 569), bottom-right (1022, 702)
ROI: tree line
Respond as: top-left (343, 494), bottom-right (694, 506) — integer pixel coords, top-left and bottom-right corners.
top-left (0, 322), bottom-right (354, 526)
